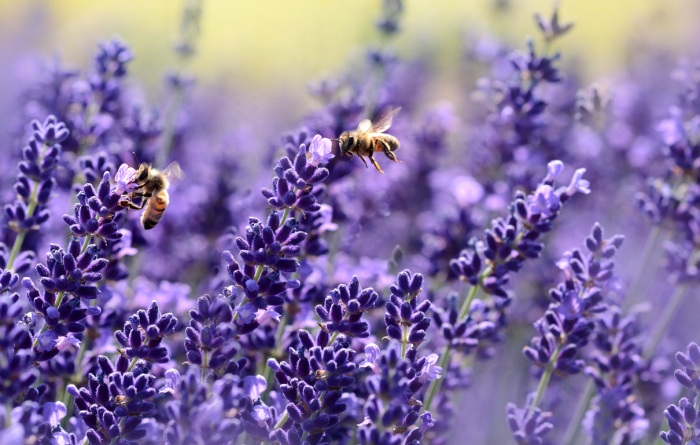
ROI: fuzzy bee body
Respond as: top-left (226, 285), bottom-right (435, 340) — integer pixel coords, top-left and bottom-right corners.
top-left (338, 106), bottom-right (402, 173)
top-left (142, 187), bottom-right (169, 230)
top-left (120, 161), bottom-right (182, 230)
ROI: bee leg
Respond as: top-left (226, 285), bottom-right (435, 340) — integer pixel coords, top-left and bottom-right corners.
top-left (380, 140), bottom-right (402, 163)
top-left (119, 192), bottom-right (151, 209)
top-left (357, 154), bottom-right (370, 169)
top-left (368, 150), bottom-right (384, 174)
top-left (119, 199), bottom-right (145, 210)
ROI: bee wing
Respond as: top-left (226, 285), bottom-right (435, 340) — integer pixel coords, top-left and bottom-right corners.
top-left (356, 119), bottom-right (372, 134)
top-left (370, 106), bottom-right (401, 133)
top-left (161, 161), bottom-right (184, 183)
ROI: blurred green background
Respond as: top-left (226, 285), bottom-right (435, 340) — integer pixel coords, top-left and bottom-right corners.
top-left (1, 0), bottom-right (698, 116)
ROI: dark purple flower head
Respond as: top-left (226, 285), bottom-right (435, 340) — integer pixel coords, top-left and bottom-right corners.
top-left (63, 171), bottom-right (129, 242)
top-left (79, 151), bottom-right (115, 185)
top-left (271, 329), bottom-right (355, 441)
top-left (94, 38), bottom-right (133, 78)
top-left (234, 213), bottom-right (306, 272)
top-left (89, 38), bottom-right (133, 117)
top-left (451, 161), bottom-right (590, 300)
top-left (114, 301), bottom-right (178, 364)
top-left (660, 397), bottom-right (700, 445)
top-left (534, 7), bottom-right (574, 43)
top-left (359, 345), bottom-right (432, 444)
top-left (0, 297), bottom-right (37, 402)
top-left (376, 0), bottom-right (403, 35)
top-left (674, 342), bottom-right (700, 394)
top-left (5, 115), bottom-right (68, 238)
top-left (315, 276), bottom-right (378, 338)
top-left (68, 355), bottom-right (155, 445)
top-left (262, 140), bottom-right (330, 215)
top-left (384, 270), bottom-right (430, 346)
top-left (184, 291), bottom-right (246, 377)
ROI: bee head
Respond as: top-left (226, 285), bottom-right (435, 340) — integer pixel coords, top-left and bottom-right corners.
top-left (136, 163), bottom-right (152, 182)
top-left (337, 132), bottom-right (354, 157)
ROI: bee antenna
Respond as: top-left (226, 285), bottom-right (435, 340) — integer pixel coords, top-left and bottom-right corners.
top-left (132, 152), bottom-right (140, 165)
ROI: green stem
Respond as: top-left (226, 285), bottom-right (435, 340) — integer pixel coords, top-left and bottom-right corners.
top-left (274, 411), bottom-right (289, 429)
top-left (458, 284), bottom-right (480, 319)
top-left (201, 350), bottom-right (209, 381)
top-left (4, 403), bottom-right (11, 428)
top-left (7, 186), bottom-right (41, 272)
top-left (529, 344), bottom-right (563, 414)
top-left (329, 331), bottom-right (339, 346)
top-left (561, 380), bottom-right (594, 445)
top-left (423, 284), bottom-right (480, 412)
top-left (254, 265), bottom-right (264, 281)
top-left (80, 235), bottom-right (93, 254)
top-left (279, 207), bottom-right (291, 226)
top-left (7, 138), bottom-right (51, 271)
top-left (7, 231), bottom-right (28, 272)
top-left (643, 284), bottom-right (687, 360)
top-left (423, 342), bottom-right (452, 412)
top-left (623, 224), bottom-right (662, 312)
top-left (400, 325), bottom-right (408, 359)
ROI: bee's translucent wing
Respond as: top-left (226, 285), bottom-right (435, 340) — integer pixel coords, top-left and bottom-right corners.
top-left (356, 119), bottom-right (372, 134)
top-left (161, 161), bottom-right (183, 183)
top-left (370, 106), bottom-right (401, 133)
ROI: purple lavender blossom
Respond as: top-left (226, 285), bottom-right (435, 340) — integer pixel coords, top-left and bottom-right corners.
top-left (3, 3), bottom-right (700, 445)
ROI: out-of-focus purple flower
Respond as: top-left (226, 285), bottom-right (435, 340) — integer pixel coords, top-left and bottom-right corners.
top-left (42, 401), bottom-right (67, 428)
top-left (316, 204), bottom-right (338, 233)
top-left (528, 184), bottom-right (561, 218)
top-left (160, 368), bottom-right (181, 395)
top-left (565, 168), bottom-right (591, 196)
top-left (506, 397), bottom-right (554, 445)
top-left (243, 375), bottom-right (267, 401)
top-left (544, 160), bottom-right (564, 182)
top-left (418, 411), bottom-right (435, 434)
top-left (163, 372), bottom-right (246, 445)
top-left (534, 5), bottom-right (574, 42)
top-left (251, 404), bottom-right (271, 427)
top-left (55, 334), bottom-right (81, 351)
top-left (236, 302), bottom-right (257, 324)
top-left (360, 343), bottom-right (381, 373)
top-left (255, 307), bottom-right (281, 325)
top-left (306, 134), bottom-right (334, 166)
top-left (419, 354), bottom-right (443, 382)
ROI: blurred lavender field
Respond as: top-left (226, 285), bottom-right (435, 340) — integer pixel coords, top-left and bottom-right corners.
top-left (3, 1), bottom-right (700, 444)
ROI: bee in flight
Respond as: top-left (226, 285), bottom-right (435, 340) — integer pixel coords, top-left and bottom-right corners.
top-left (338, 106), bottom-right (402, 173)
top-left (119, 161), bottom-right (183, 230)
